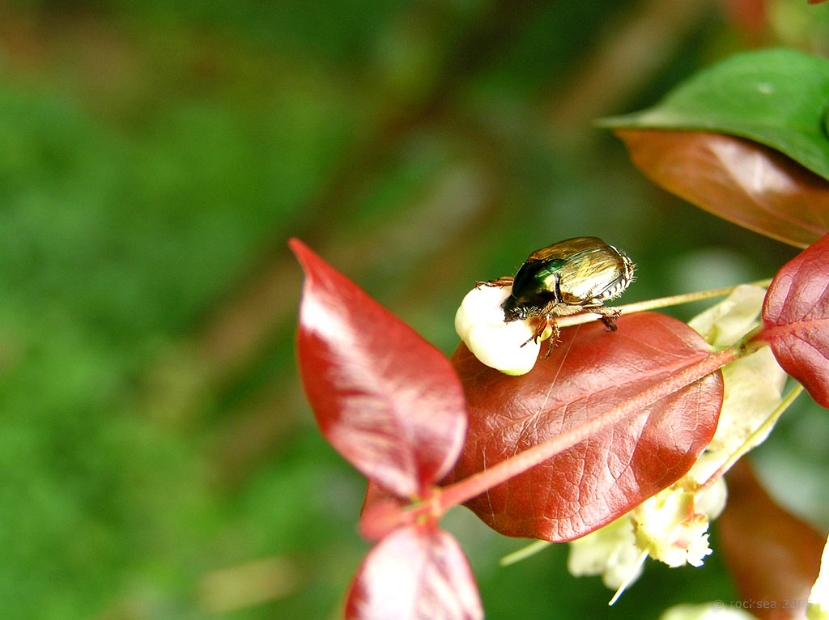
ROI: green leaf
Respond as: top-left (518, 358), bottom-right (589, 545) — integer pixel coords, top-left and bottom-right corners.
top-left (600, 49), bottom-right (829, 181)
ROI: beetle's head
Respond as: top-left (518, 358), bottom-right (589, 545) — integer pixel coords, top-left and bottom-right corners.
top-left (501, 296), bottom-right (528, 322)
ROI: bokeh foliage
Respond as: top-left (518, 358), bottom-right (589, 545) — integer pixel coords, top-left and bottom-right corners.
top-left (1, 1), bottom-right (828, 618)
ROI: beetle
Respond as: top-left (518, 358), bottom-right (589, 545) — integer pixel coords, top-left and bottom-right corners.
top-left (481, 237), bottom-right (635, 352)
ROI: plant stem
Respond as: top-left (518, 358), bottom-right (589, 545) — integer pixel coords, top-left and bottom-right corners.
top-left (555, 279), bottom-right (772, 330)
top-left (499, 540), bottom-right (551, 566)
top-left (435, 345), bottom-right (742, 512)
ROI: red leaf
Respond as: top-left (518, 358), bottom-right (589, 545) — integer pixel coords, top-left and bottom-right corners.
top-left (719, 459), bottom-right (825, 620)
top-left (757, 232), bottom-right (829, 407)
top-left (448, 313), bottom-right (723, 541)
top-left (345, 525), bottom-right (483, 620)
top-left (359, 481), bottom-right (409, 541)
top-left (290, 239), bottom-right (467, 498)
top-left (615, 129), bottom-right (829, 248)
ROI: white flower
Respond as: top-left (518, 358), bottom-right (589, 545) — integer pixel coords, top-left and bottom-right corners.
top-left (454, 284), bottom-right (547, 375)
top-left (631, 487), bottom-right (713, 568)
top-left (567, 517), bottom-right (644, 589)
top-left (567, 482), bottom-right (722, 602)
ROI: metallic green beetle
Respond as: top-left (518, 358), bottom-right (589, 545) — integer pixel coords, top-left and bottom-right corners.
top-left (485, 237), bottom-right (635, 348)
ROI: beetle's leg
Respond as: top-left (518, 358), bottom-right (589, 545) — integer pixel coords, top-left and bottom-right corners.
top-left (540, 320), bottom-right (560, 359)
top-left (519, 329), bottom-right (538, 348)
top-left (519, 316), bottom-right (560, 357)
top-left (476, 276), bottom-right (515, 289)
top-left (592, 307), bottom-right (621, 331)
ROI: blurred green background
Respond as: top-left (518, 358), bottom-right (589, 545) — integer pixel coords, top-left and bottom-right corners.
top-left (2, 0), bottom-right (829, 618)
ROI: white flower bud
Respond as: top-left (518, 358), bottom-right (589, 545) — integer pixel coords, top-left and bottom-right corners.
top-left (454, 284), bottom-right (544, 375)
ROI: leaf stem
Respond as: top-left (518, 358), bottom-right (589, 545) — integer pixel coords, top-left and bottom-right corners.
top-left (435, 345), bottom-right (742, 512)
top-left (555, 280), bottom-right (772, 330)
top-left (499, 540), bottom-right (551, 566)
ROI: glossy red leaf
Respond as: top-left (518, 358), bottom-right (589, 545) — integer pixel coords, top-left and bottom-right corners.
top-left (756, 232), bottom-right (829, 407)
top-left (290, 239), bottom-right (467, 498)
top-left (719, 460), bottom-right (825, 620)
top-left (448, 313), bottom-right (723, 542)
top-left (345, 524), bottom-right (483, 620)
top-left (615, 129), bottom-right (829, 248)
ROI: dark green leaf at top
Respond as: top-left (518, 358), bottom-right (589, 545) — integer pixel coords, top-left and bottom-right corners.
top-left (601, 49), bottom-right (829, 181)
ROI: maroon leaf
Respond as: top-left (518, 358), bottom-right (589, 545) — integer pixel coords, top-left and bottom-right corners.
top-left (615, 129), bottom-right (829, 248)
top-left (719, 459), bottom-right (825, 620)
top-left (756, 232), bottom-right (829, 407)
top-left (290, 239), bottom-right (467, 498)
top-left (448, 313), bottom-right (723, 541)
top-left (345, 524), bottom-right (483, 620)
